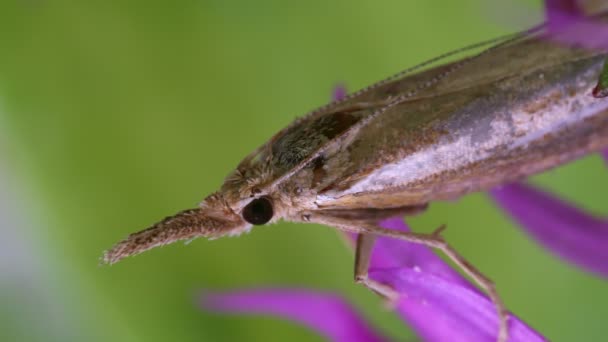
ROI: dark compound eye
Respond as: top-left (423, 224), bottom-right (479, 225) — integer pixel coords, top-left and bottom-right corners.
top-left (242, 197), bottom-right (274, 225)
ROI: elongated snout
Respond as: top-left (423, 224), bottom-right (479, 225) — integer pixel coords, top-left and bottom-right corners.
top-left (103, 207), bottom-right (243, 264)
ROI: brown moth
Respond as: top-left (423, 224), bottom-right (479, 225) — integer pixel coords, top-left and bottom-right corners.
top-left (105, 13), bottom-right (608, 342)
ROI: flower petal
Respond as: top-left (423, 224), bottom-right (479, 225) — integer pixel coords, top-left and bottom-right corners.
top-left (371, 218), bottom-right (472, 290)
top-left (201, 289), bottom-right (387, 342)
top-left (333, 84), bottom-right (347, 101)
top-left (602, 148), bottom-right (608, 163)
top-left (490, 182), bottom-right (608, 277)
top-left (370, 268), bottom-right (546, 342)
top-left (544, 0), bottom-right (581, 20)
top-left (546, 13), bottom-right (608, 50)
top-left (365, 219), bottom-right (544, 341)
top-left (544, 0), bottom-right (608, 50)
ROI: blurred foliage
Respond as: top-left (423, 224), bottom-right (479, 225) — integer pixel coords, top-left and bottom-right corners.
top-left (1, 1), bottom-right (607, 341)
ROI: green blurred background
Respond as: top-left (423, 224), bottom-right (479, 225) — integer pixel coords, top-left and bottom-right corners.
top-left (1, 1), bottom-right (608, 341)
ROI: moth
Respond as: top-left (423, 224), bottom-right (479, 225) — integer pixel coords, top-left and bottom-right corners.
top-left (105, 13), bottom-right (608, 342)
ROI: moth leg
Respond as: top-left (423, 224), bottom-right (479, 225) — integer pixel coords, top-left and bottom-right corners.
top-left (354, 233), bottom-right (399, 307)
top-left (311, 213), bottom-right (509, 342)
top-left (364, 224), bottom-right (509, 342)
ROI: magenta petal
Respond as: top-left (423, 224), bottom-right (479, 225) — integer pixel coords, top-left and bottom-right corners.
top-left (490, 183), bottom-right (608, 277)
top-left (369, 219), bottom-right (544, 341)
top-left (345, 217), bottom-right (543, 340)
top-left (370, 268), bottom-right (546, 342)
top-left (544, 0), bottom-right (581, 20)
top-left (201, 289), bottom-right (387, 342)
top-left (545, 12), bottom-right (608, 50)
top-left (333, 84), bottom-right (347, 101)
top-left (543, 0), bottom-right (608, 51)
top-left (602, 149), bottom-right (608, 163)
top-left (372, 218), bottom-right (472, 290)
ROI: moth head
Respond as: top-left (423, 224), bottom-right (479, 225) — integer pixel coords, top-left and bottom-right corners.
top-left (104, 131), bottom-right (290, 265)
top-left (102, 190), bottom-right (280, 264)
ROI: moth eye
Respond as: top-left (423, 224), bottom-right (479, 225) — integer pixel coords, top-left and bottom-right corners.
top-left (242, 197), bottom-right (273, 225)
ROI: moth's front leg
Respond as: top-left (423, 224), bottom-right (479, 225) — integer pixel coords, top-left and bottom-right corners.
top-left (354, 233), bottom-right (399, 306)
top-left (359, 223), bottom-right (508, 342)
top-left (308, 212), bottom-right (509, 342)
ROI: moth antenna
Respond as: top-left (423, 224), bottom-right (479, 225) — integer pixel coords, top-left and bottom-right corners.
top-left (103, 208), bottom-right (235, 265)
